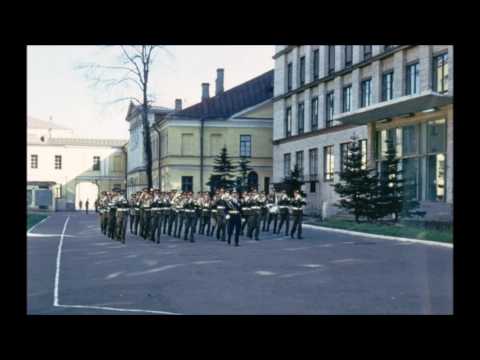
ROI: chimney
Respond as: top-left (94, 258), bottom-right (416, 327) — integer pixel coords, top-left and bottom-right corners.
top-left (215, 68), bottom-right (224, 95)
top-left (201, 83), bottom-right (210, 101)
top-left (175, 99), bottom-right (182, 111)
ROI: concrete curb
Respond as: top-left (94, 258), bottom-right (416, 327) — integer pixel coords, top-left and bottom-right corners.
top-left (303, 223), bottom-right (453, 248)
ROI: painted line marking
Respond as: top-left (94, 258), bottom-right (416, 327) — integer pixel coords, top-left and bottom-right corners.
top-left (303, 223), bottom-right (453, 248)
top-left (55, 304), bottom-right (179, 315)
top-left (53, 216), bottom-right (70, 307)
top-left (279, 269), bottom-right (324, 278)
top-left (301, 264), bottom-right (324, 268)
top-left (28, 233), bottom-right (75, 238)
top-left (255, 270), bottom-right (276, 276)
top-left (27, 215), bottom-right (50, 234)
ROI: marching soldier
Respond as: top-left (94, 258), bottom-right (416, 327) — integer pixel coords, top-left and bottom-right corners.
top-left (183, 192), bottom-right (196, 242)
top-left (276, 190), bottom-right (291, 236)
top-left (192, 192), bottom-right (202, 235)
top-left (266, 192), bottom-right (279, 233)
top-left (129, 193), bottom-right (136, 234)
top-left (199, 193), bottom-right (211, 235)
top-left (115, 190), bottom-right (129, 243)
top-left (226, 191), bottom-right (242, 246)
top-left (240, 192), bottom-right (251, 236)
top-left (290, 190), bottom-right (307, 239)
top-left (215, 189), bottom-right (228, 241)
top-left (259, 192), bottom-right (269, 232)
top-left (167, 191), bottom-right (179, 236)
top-left (140, 188), bottom-right (153, 239)
top-left (175, 193), bottom-right (186, 238)
top-left (99, 191), bottom-right (109, 235)
top-left (133, 191), bottom-right (142, 235)
top-left (247, 190), bottom-right (262, 241)
top-left (162, 192), bottom-right (172, 235)
top-left (150, 189), bottom-right (162, 243)
top-left (209, 193), bottom-right (218, 237)
top-left (107, 190), bottom-right (118, 240)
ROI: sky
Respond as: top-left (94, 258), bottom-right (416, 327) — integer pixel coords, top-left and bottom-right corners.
top-left (27, 45), bottom-right (275, 140)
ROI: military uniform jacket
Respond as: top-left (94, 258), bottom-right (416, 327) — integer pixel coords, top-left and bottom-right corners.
top-left (278, 197), bottom-right (291, 213)
top-left (226, 199), bottom-right (241, 215)
top-left (240, 198), bottom-right (251, 217)
top-left (290, 197), bottom-right (306, 213)
top-left (215, 198), bottom-right (228, 217)
top-left (249, 197), bottom-right (262, 214)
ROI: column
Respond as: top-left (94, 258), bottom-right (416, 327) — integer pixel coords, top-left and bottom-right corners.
top-left (319, 45), bottom-right (327, 78)
top-left (291, 93), bottom-right (298, 136)
top-left (352, 45), bottom-right (361, 65)
top-left (273, 99), bottom-right (285, 140)
top-left (448, 45), bottom-right (454, 96)
top-left (305, 45), bottom-right (312, 84)
top-left (335, 45), bottom-right (344, 72)
top-left (333, 76), bottom-right (342, 125)
top-left (274, 55), bottom-right (286, 97)
top-left (419, 45), bottom-right (433, 94)
top-left (317, 83), bottom-right (326, 129)
top-left (371, 60), bottom-right (382, 104)
top-left (351, 68), bottom-right (361, 111)
top-left (367, 122), bottom-right (376, 170)
top-left (304, 88), bottom-right (312, 132)
top-left (393, 49), bottom-right (405, 98)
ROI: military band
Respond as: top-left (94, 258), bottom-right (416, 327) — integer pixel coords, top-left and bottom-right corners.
top-left (96, 187), bottom-right (307, 245)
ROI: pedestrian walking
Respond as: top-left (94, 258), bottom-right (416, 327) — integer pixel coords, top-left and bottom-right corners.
top-left (78, 200), bottom-right (83, 211)
top-left (85, 199), bottom-right (89, 214)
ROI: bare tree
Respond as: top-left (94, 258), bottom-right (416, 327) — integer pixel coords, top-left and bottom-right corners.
top-left (77, 45), bottom-right (165, 189)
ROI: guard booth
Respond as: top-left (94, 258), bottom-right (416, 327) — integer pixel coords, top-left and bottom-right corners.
top-left (27, 181), bottom-right (56, 211)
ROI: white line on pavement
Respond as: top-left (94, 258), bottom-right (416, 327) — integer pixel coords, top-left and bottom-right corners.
top-left (27, 215), bottom-right (50, 234)
top-left (303, 224), bottom-right (453, 248)
top-left (53, 216), bottom-right (70, 307)
top-left (55, 303), bottom-right (180, 315)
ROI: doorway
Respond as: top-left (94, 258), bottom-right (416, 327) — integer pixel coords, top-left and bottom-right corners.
top-left (75, 182), bottom-right (99, 210)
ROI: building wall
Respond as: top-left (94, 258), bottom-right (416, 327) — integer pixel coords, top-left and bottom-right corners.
top-left (273, 45), bottom-right (453, 220)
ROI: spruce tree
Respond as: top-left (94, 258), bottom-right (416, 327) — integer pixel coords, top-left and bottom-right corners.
top-left (376, 138), bottom-right (404, 222)
top-left (282, 164), bottom-right (306, 197)
top-left (237, 156), bottom-right (253, 193)
top-left (332, 136), bottom-right (378, 223)
top-left (207, 146), bottom-right (237, 191)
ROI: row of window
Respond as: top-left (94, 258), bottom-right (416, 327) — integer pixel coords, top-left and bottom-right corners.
top-left (283, 139), bottom-right (368, 189)
top-left (179, 134), bottom-right (253, 158)
top-left (287, 45), bottom-right (396, 91)
top-left (30, 155), bottom-right (101, 171)
top-left (283, 53), bottom-right (448, 138)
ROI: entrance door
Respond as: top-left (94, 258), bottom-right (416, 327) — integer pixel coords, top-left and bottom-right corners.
top-left (75, 182), bottom-right (99, 210)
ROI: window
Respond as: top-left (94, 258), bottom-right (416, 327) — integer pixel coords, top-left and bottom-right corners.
top-left (181, 133), bottom-right (194, 155)
top-left (54, 155), bottom-right (62, 170)
top-left (323, 145), bottom-right (334, 181)
top-left (287, 63), bottom-right (293, 91)
top-left (360, 139), bottom-right (368, 169)
top-left (340, 142), bottom-right (351, 173)
top-left (54, 185), bottom-right (62, 199)
top-left (361, 78), bottom-right (372, 107)
top-left (31, 154), bottom-right (38, 169)
top-left (93, 156), bottom-right (100, 171)
top-left (309, 148), bottom-right (318, 192)
top-left (342, 85), bottom-right (352, 113)
top-left (312, 49), bottom-right (319, 80)
top-left (181, 176), bottom-right (193, 192)
top-left (427, 153), bottom-right (445, 202)
top-left (285, 107), bottom-right (292, 137)
top-left (406, 62), bottom-right (420, 95)
top-left (427, 119), bottom-right (446, 154)
top-left (382, 71), bottom-right (394, 101)
top-left (384, 45), bottom-right (394, 51)
top-left (363, 45), bottom-right (372, 60)
top-left (240, 135), bottom-right (252, 157)
top-left (311, 97), bottom-right (318, 130)
top-left (402, 157), bottom-right (420, 201)
top-left (328, 45), bottom-right (335, 75)
top-left (299, 56), bottom-right (305, 85)
top-left (325, 91), bottom-right (335, 128)
top-left (402, 125), bottom-right (418, 156)
top-left (297, 102), bottom-right (305, 134)
top-left (247, 171), bottom-right (259, 191)
top-left (433, 53), bottom-right (449, 94)
top-left (284, 153), bottom-right (291, 178)
top-left (296, 150), bottom-right (304, 179)
top-left (114, 184), bottom-right (122, 190)
top-left (344, 45), bottom-right (353, 67)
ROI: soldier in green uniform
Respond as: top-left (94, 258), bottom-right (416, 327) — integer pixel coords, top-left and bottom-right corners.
top-left (133, 191), bottom-right (141, 235)
top-left (226, 191), bottom-right (242, 246)
top-left (290, 190), bottom-right (307, 239)
top-left (199, 193), bottom-right (211, 235)
top-left (192, 192), bottom-right (202, 235)
top-left (150, 189), bottom-right (162, 243)
top-left (107, 189), bottom-right (118, 240)
top-left (240, 192), bottom-right (251, 236)
top-left (276, 190), bottom-right (291, 236)
top-left (266, 192), bottom-right (279, 233)
top-left (259, 192), bottom-right (269, 232)
top-left (140, 189), bottom-right (153, 239)
top-left (247, 190), bottom-right (262, 241)
top-left (115, 190), bottom-right (129, 243)
top-left (162, 192), bottom-right (172, 235)
top-left (129, 193), bottom-right (136, 234)
top-left (183, 192), bottom-right (196, 242)
top-left (215, 189), bottom-right (228, 241)
top-left (209, 193), bottom-right (218, 237)
top-left (175, 193), bottom-right (186, 238)
top-left (168, 191), bottom-right (179, 236)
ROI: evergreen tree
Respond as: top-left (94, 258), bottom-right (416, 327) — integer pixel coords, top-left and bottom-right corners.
top-left (236, 156), bottom-right (253, 193)
top-left (282, 164), bottom-right (306, 197)
top-left (332, 136), bottom-right (378, 223)
top-left (207, 146), bottom-right (237, 191)
top-left (376, 138), bottom-right (405, 222)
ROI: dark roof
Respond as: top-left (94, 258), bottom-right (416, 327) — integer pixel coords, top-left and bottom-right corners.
top-left (172, 70), bottom-right (274, 119)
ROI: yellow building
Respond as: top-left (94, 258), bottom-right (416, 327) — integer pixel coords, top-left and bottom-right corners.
top-left (150, 69), bottom-right (274, 193)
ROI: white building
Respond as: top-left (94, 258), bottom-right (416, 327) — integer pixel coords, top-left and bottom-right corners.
top-left (27, 116), bottom-right (127, 211)
top-left (272, 45), bottom-right (453, 221)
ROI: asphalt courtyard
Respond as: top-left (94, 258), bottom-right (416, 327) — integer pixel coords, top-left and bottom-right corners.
top-left (27, 212), bottom-right (453, 315)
